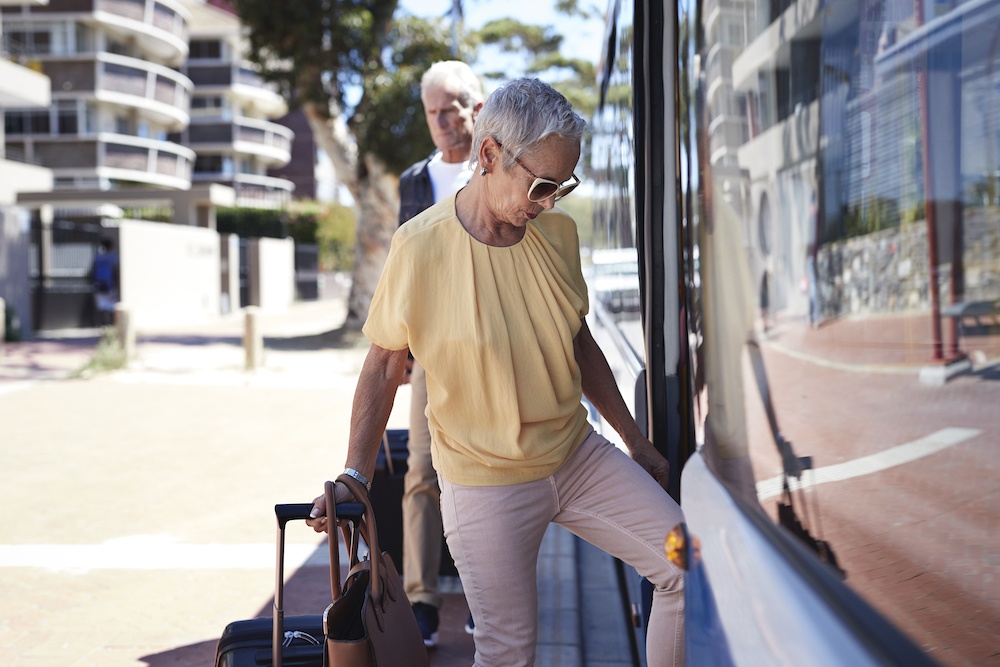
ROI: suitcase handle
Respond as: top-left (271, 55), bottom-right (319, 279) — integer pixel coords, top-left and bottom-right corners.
top-left (274, 502), bottom-right (364, 528)
top-left (272, 501), bottom-right (364, 667)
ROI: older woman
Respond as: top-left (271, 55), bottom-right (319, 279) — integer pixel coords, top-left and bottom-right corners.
top-left (308, 78), bottom-right (684, 667)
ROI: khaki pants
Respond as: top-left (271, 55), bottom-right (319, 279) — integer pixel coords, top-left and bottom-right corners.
top-left (440, 429), bottom-right (685, 667)
top-left (402, 360), bottom-right (443, 607)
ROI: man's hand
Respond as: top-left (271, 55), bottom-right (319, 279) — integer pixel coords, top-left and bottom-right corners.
top-left (305, 481), bottom-right (358, 533)
top-left (628, 439), bottom-right (671, 491)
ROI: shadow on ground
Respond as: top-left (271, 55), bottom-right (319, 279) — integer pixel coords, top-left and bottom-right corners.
top-left (264, 325), bottom-right (368, 352)
top-left (140, 540), bottom-right (473, 666)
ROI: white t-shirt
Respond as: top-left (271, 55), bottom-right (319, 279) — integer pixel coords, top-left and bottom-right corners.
top-left (427, 152), bottom-right (473, 204)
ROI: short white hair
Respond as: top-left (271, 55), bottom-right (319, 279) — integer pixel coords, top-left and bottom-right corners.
top-left (470, 77), bottom-right (586, 170)
top-left (421, 61), bottom-right (485, 107)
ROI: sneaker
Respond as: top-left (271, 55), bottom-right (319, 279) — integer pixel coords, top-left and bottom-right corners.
top-left (412, 602), bottom-right (439, 648)
top-left (464, 612), bottom-right (475, 635)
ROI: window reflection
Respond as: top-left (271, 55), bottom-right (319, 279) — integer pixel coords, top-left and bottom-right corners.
top-left (692, 0), bottom-right (1000, 661)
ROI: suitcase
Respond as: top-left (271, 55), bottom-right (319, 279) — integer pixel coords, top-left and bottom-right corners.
top-left (214, 502), bottom-right (364, 667)
top-left (370, 429), bottom-right (458, 576)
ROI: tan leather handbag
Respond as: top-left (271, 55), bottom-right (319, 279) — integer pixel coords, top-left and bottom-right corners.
top-left (323, 475), bottom-right (428, 666)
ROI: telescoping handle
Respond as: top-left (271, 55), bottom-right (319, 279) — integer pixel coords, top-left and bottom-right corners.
top-left (272, 501), bottom-right (364, 667)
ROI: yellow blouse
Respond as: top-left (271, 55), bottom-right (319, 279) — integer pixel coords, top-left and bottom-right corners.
top-left (363, 195), bottom-right (592, 485)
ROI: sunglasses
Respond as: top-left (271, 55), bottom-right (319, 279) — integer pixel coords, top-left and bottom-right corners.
top-left (495, 140), bottom-right (580, 202)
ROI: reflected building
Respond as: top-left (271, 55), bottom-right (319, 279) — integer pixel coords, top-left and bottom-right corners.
top-left (715, 0), bottom-right (999, 360)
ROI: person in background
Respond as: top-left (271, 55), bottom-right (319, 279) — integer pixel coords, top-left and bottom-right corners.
top-left (397, 60), bottom-right (484, 648)
top-left (308, 77), bottom-right (684, 667)
top-left (91, 238), bottom-right (119, 327)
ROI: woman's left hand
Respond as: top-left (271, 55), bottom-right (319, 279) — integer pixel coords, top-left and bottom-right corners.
top-left (628, 439), bottom-right (671, 491)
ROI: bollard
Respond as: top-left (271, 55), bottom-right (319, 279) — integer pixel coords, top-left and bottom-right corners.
top-left (114, 303), bottom-right (136, 362)
top-left (244, 306), bottom-right (263, 371)
top-left (0, 297), bottom-right (5, 356)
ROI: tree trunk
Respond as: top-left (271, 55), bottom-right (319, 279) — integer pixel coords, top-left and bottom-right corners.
top-left (302, 101), bottom-right (400, 329)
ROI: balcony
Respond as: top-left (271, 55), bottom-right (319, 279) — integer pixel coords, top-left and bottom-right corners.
top-left (41, 53), bottom-right (191, 128)
top-left (184, 117), bottom-right (293, 165)
top-left (8, 132), bottom-right (194, 189)
top-left (2, 0), bottom-right (190, 64)
top-left (185, 63), bottom-right (287, 116)
top-left (191, 172), bottom-right (293, 209)
top-left (0, 58), bottom-right (50, 108)
top-left (0, 156), bottom-right (53, 205)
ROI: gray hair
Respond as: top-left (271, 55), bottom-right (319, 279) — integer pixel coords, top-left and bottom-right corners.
top-left (420, 61), bottom-right (485, 107)
top-left (470, 77), bottom-right (586, 170)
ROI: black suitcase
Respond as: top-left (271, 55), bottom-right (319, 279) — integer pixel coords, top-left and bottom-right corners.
top-left (214, 502), bottom-right (363, 667)
top-left (370, 429), bottom-right (457, 576)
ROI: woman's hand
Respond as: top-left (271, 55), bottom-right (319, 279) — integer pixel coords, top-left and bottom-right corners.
top-left (305, 480), bottom-right (358, 533)
top-left (628, 439), bottom-right (671, 491)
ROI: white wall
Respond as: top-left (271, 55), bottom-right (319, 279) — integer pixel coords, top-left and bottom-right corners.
top-left (255, 236), bottom-right (294, 311)
top-left (0, 207), bottom-right (32, 338)
top-left (118, 219), bottom-right (220, 328)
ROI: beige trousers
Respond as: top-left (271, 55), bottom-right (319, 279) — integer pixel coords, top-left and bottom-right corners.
top-left (402, 360), bottom-right (443, 607)
top-left (440, 429), bottom-right (685, 667)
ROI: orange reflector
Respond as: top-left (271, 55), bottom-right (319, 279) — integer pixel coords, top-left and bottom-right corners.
top-left (665, 523), bottom-right (700, 570)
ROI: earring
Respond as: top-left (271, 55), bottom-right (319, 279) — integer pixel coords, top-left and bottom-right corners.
top-left (480, 168), bottom-right (487, 176)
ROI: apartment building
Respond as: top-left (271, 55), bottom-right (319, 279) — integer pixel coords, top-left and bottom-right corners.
top-left (1, 0), bottom-right (195, 191)
top-left (175, 0), bottom-right (293, 209)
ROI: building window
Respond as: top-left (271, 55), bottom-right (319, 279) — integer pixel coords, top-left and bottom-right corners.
top-left (195, 155), bottom-right (224, 174)
top-left (189, 39), bottom-right (222, 59)
top-left (56, 101), bottom-right (78, 135)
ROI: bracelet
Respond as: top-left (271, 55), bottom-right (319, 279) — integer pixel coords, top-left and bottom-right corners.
top-left (343, 467), bottom-right (372, 491)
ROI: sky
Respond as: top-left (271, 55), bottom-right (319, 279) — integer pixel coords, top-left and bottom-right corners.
top-left (396, 0), bottom-right (609, 75)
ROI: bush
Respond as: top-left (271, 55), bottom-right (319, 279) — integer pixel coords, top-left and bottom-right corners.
top-left (315, 203), bottom-right (356, 271)
top-left (215, 202), bottom-right (356, 271)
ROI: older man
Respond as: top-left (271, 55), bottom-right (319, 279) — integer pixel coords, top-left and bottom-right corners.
top-left (398, 60), bottom-right (484, 648)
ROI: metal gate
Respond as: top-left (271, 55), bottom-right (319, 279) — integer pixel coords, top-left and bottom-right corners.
top-left (30, 216), bottom-right (117, 331)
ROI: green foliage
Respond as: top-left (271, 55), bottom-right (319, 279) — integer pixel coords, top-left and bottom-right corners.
top-left (73, 329), bottom-right (127, 378)
top-left (232, 0), bottom-right (398, 112)
top-left (215, 202), bottom-right (355, 271)
top-left (842, 196), bottom-right (900, 238)
top-left (314, 203), bottom-right (357, 271)
top-left (352, 16), bottom-right (454, 174)
top-left (216, 207), bottom-right (316, 242)
top-left (231, 1), bottom-right (601, 177)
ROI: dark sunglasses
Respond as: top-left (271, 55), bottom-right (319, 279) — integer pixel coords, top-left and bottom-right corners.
top-left (495, 140), bottom-right (580, 202)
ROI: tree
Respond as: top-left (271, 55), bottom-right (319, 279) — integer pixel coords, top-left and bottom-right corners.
top-left (233, 0), bottom-right (452, 326)
top-left (232, 0), bottom-right (600, 327)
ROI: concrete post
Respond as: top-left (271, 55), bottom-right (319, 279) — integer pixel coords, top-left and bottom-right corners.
top-left (244, 306), bottom-right (263, 371)
top-left (114, 304), bottom-right (136, 362)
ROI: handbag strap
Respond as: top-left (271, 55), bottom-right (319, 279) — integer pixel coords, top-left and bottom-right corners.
top-left (328, 474), bottom-right (386, 605)
top-left (324, 480), bottom-right (344, 602)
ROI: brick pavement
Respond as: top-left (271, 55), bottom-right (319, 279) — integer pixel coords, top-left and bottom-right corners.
top-left (749, 311), bottom-right (1000, 666)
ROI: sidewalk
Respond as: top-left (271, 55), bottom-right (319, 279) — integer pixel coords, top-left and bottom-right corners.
top-left (0, 297), bottom-right (605, 667)
top-left (762, 310), bottom-right (1000, 372)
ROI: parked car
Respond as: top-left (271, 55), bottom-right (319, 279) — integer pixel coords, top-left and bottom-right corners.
top-left (587, 247), bottom-right (641, 315)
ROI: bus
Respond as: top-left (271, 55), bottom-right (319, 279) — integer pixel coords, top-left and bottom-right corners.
top-left (587, 0), bottom-right (1000, 664)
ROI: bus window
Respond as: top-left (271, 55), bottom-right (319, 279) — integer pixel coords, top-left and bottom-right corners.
top-left (682, 0), bottom-right (1000, 663)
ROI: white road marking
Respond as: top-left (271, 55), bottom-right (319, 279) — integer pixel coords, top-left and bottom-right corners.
top-left (756, 427), bottom-right (980, 501)
top-left (0, 535), bottom-right (357, 571)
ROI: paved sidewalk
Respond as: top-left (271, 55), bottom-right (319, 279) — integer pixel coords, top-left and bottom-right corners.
top-left (0, 297), bottom-right (601, 667)
top-left (762, 310), bottom-right (1000, 371)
